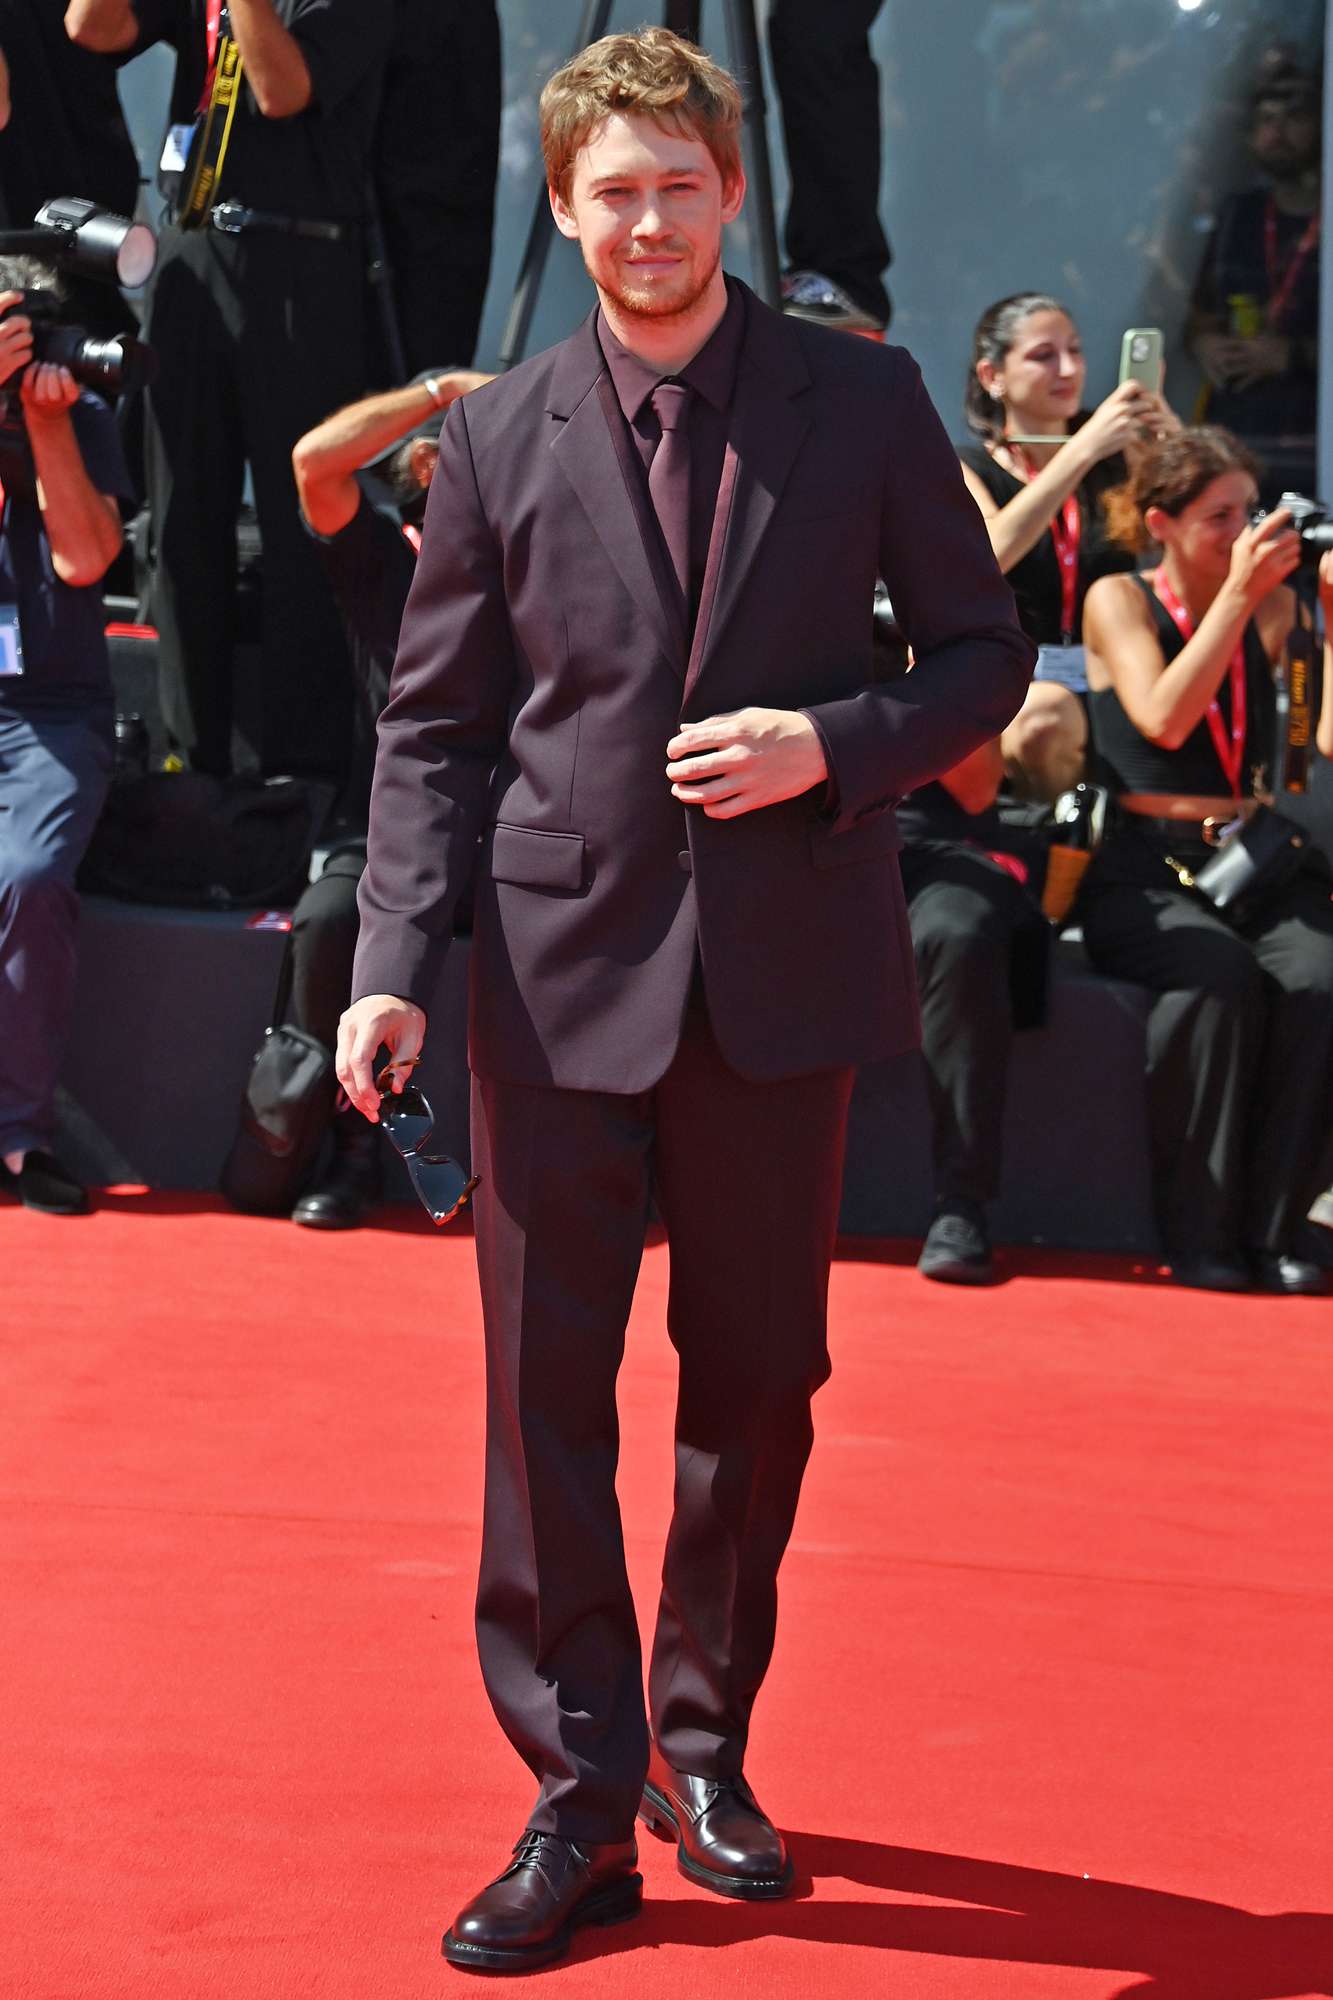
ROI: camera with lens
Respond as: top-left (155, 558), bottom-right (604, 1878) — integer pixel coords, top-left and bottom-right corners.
top-left (0, 195), bottom-right (159, 401)
top-left (0, 291), bottom-right (157, 398)
top-left (1252, 491), bottom-right (1333, 569)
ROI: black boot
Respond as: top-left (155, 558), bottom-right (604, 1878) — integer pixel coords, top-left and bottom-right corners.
top-left (291, 1113), bottom-right (382, 1230)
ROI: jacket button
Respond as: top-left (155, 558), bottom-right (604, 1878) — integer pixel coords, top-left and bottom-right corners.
top-left (677, 849), bottom-right (692, 874)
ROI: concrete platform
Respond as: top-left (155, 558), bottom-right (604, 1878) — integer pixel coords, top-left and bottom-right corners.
top-left (58, 900), bottom-right (1156, 1253)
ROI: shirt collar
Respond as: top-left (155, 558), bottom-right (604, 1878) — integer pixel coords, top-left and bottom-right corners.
top-left (596, 278), bottom-right (746, 424)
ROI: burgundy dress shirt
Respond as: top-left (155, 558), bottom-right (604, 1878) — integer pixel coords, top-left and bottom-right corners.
top-left (596, 280), bottom-right (745, 629)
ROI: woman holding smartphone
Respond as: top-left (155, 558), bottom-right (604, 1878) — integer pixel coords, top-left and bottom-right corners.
top-left (959, 292), bottom-right (1177, 799)
top-left (901, 295), bottom-right (1175, 1285)
top-left (1079, 426), bottom-right (1333, 1294)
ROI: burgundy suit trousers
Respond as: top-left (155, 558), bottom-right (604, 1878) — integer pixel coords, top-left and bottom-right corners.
top-left (470, 985), bottom-right (854, 1841)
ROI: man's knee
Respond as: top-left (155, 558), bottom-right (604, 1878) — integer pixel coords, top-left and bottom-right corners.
top-left (910, 898), bottom-right (1011, 984)
top-left (1, 858), bottom-right (74, 921)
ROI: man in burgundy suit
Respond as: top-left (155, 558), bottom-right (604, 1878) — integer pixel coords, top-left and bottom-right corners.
top-left (337, 26), bottom-right (1032, 1975)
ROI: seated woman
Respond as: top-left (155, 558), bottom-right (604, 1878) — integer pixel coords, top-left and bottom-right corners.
top-left (1079, 425), bottom-right (1333, 1294)
top-left (959, 291), bottom-right (1176, 798)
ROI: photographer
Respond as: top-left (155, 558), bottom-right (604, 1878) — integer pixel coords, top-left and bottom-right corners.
top-left (1079, 426), bottom-right (1333, 1295)
top-left (0, 257), bottom-right (133, 1214)
top-left (272, 364), bottom-right (488, 1229)
top-left (1188, 52), bottom-right (1320, 500)
top-left (67, 0), bottom-right (394, 785)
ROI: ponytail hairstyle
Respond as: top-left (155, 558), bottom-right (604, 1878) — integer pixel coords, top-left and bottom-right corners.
top-left (964, 292), bottom-right (1071, 441)
top-left (1101, 425), bottom-right (1263, 554)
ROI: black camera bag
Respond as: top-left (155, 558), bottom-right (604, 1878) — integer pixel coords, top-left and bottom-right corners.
top-left (1187, 806), bottom-right (1309, 928)
top-left (219, 938), bottom-right (334, 1214)
top-left (79, 772), bottom-right (316, 908)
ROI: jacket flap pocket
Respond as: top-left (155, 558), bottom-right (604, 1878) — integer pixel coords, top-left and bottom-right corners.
top-left (809, 812), bottom-right (902, 869)
top-left (491, 823), bottom-right (586, 890)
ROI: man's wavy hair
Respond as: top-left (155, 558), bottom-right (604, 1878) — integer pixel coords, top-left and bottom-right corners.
top-left (540, 26), bottom-right (743, 206)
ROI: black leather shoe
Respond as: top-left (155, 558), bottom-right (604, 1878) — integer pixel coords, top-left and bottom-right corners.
top-left (638, 1747), bottom-right (794, 1900)
top-left (1254, 1251), bottom-right (1330, 1297)
top-left (442, 1831), bottom-right (641, 1973)
top-left (917, 1200), bottom-right (995, 1285)
top-left (1168, 1252), bottom-right (1252, 1293)
top-left (291, 1127), bottom-right (381, 1230)
top-left (0, 1150), bottom-right (89, 1215)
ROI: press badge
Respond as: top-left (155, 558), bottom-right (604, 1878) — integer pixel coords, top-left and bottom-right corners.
top-left (0, 606), bottom-right (24, 677)
top-left (1033, 644), bottom-right (1087, 692)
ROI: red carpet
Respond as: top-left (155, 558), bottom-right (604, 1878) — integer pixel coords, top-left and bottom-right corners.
top-left (4, 1194), bottom-right (1331, 1999)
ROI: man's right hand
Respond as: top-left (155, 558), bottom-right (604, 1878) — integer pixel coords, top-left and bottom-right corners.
top-left (336, 995), bottom-right (427, 1121)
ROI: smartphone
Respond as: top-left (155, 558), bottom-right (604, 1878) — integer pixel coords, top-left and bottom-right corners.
top-left (1119, 327), bottom-right (1164, 393)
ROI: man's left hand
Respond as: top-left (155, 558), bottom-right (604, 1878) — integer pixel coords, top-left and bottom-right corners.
top-left (20, 362), bottom-right (80, 423)
top-left (666, 707), bottom-right (828, 819)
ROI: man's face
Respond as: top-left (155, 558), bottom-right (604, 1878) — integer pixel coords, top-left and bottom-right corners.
top-left (1249, 96), bottom-right (1320, 179)
top-left (550, 111), bottom-right (744, 323)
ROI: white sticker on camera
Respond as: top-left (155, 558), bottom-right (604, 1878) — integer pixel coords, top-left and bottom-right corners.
top-left (0, 605), bottom-right (24, 677)
top-left (160, 124), bottom-right (193, 176)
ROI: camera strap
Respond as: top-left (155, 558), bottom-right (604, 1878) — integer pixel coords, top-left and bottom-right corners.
top-left (176, 3), bottom-right (245, 230)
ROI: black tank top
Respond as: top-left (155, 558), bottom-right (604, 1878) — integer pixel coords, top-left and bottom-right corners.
top-left (1088, 575), bottom-right (1276, 797)
top-left (957, 427), bottom-right (1134, 644)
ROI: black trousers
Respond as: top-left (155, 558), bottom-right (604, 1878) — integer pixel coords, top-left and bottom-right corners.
top-left (144, 227), bottom-right (366, 780)
top-left (1079, 834), bottom-right (1333, 1257)
top-left (768, 0), bottom-right (891, 323)
top-left (288, 842), bottom-right (364, 1053)
top-left (373, 0), bottom-right (500, 376)
top-left (901, 840), bottom-right (1048, 1207)
top-left (470, 988), bottom-right (854, 1842)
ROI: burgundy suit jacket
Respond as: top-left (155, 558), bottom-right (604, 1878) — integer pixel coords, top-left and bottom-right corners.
top-left (351, 282), bottom-right (1035, 1089)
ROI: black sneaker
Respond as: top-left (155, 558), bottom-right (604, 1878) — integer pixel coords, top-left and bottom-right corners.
top-left (0, 1149), bottom-right (90, 1215)
top-left (917, 1200), bottom-right (995, 1284)
top-left (780, 269), bottom-right (887, 336)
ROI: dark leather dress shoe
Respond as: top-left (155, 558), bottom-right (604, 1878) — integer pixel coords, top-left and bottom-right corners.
top-left (917, 1200), bottom-right (995, 1285)
top-left (638, 1747), bottom-right (794, 1900)
top-left (290, 1154), bottom-right (381, 1230)
top-left (1254, 1251), bottom-right (1330, 1297)
top-left (0, 1150), bottom-right (89, 1215)
top-left (1168, 1252), bottom-right (1252, 1293)
top-left (442, 1831), bottom-right (641, 1973)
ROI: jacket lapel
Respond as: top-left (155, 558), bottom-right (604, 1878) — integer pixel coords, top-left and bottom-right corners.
top-left (684, 295), bottom-right (814, 701)
top-left (548, 315), bottom-right (685, 675)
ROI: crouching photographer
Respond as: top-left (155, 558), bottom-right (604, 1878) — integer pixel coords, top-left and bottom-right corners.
top-left (0, 256), bottom-right (135, 1213)
top-left (245, 364), bottom-right (490, 1230)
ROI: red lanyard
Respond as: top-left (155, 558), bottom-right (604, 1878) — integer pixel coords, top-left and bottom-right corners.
top-left (1264, 196), bottom-right (1320, 332)
top-left (1008, 444), bottom-right (1082, 641)
top-left (1151, 567), bottom-right (1247, 798)
top-left (402, 524), bottom-right (422, 555)
top-left (198, 0), bottom-right (225, 113)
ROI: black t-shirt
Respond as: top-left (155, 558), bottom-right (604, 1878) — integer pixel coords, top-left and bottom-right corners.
top-left (0, 390), bottom-right (135, 710)
top-left (129, 0), bottom-right (393, 219)
top-left (957, 426), bottom-right (1134, 646)
top-left (311, 489), bottom-right (416, 721)
top-left (0, 0), bottom-right (141, 229)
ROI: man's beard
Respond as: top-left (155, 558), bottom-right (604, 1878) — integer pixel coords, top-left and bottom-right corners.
top-left (595, 240), bottom-right (721, 322)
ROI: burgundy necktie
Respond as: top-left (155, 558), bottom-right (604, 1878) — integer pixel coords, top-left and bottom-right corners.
top-left (648, 380), bottom-right (693, 612)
